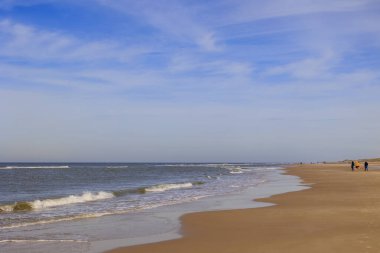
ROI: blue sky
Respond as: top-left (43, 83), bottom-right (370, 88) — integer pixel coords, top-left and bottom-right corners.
top-left (1, 0), bottom-right (379, 162)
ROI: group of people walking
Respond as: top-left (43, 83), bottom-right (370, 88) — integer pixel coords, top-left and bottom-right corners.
top-left (351, 161), bottom-right (369, 171)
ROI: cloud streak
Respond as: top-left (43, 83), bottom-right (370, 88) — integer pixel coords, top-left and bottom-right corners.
top-left (225, 0), bottom-right (375, 23)
top-left (97, 0), bottom-right (221, 51)
top-left (0, 19), bottom-right (150, 63)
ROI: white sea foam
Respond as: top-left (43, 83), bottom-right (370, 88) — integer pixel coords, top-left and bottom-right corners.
top-left (264, 167), bottom-right (281, 170)
top-left (0, 204), bottom-right (13, 212)
top-left (154, 163), bottom-right (223, 167)
top-left (145, 183), bottom-right (193, 192)
top-left (0, 194), bottom-right (212, 230)
top-left (106, 165), bottom-right (129, 168)
top-left (229, 170), bottom-right (243, 174)
top-left (0, 191), bottom-right (114, 213)
top-left (0, 211), bottom-right (121, 230)
top-left (31, 191), bottom-right (114, 209)
top-left (2, 166), bottom-right (70, 169)
top-left (224, 166), bottom-right (244, 174)
top-left (0, 195), bottom-right (209, 230)
top-left (0, 239), bottom-right (88, 243)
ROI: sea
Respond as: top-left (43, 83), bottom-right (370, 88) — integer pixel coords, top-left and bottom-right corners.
top-left (0, 163), bottom-right (307, 253)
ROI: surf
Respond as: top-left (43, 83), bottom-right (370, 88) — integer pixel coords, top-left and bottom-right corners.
top-left (1, 165), bottom-right (70, 169)
top-left (0, 191), bottom-right (114, 212)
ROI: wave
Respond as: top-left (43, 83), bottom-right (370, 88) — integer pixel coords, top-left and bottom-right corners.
top-left (222, 166), bottom-right (244, 174)
top-left (32, 191), bottom-right (114, 209)
top-left (0, 239), bottom-right (88, 243)
top-left (222, 165), bottom-right (270, 174)
top-left (1, 204), bottom-right (178, 229)
top-left (153, 163), bottom-right (223, 168)
top-left (145, 182), bottom-right (195, 192)
top-left (0, 194), bottom-right (211, 230)
top-left (1, 166), bottom-right (70, 169)
top-left (229, 170), bottom-right (243, 174)
top-left (0, 182), bottom-right (205, 212)
top-left (0, 212), bottom-right (117, 229)
top-left (113, 187), bottom-right (147, 196)
top-left (262, 167), bottom-right (281, 170)
top-left (106, 165), bottom-right (129, 168)
top-left (0, 191), bottom-right (114, 212)
top-left (114, 181), bottom-right (204, 196)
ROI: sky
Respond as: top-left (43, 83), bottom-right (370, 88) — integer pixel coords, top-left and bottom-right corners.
top-left (1, 0), bottom-right (379, 162)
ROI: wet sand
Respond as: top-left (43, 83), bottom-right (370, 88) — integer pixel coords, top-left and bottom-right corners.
top-left (106, 163), bottom-right (380, 253)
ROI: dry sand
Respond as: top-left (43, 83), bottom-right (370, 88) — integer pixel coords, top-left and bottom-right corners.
top-left (106, 163), bottom-right (380, 253)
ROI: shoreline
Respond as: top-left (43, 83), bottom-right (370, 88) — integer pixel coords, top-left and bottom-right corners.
top-left (106, 162), bottom-right (380, 253)
top-left (92, 165), bottom-right (306, 252)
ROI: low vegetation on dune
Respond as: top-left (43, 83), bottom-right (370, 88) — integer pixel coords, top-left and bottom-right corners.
top-left (359, 158), bottom-right (380, 162)
top-left (342, 158), bottom-right (380, 163)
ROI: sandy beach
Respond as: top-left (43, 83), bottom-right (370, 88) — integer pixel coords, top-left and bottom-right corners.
top-left (106, 162), bottom-right (380, 253)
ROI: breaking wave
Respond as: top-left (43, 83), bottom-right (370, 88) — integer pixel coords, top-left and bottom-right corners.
top-left (31, 191), bottom-right (114, 209)
top-left (113, 181), bottom-right (204, 196)
top-left (0, 195), bottom-right (210, 230)
top-left (222, 166), bottom-right (244, 174)
top-left (153, 163), bottom-right (222, 167)
top-left (0, 182), bottom-right (205, 212)
top-left (1, 166), bottom-right (70, 169)
top-left (112, 187), bottom-right (147, 196)
top-left (0, 191), bottom-right (114, 212)
top-left (106, 165), bottom-right (129, 168)
top-left (145, 182), bottom-right (194, 192)
top-left (0, 239), bottom-right (88, 243)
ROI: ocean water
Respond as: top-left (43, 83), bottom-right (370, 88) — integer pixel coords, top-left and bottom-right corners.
top-left (0, 163), bottom-right (306, 253)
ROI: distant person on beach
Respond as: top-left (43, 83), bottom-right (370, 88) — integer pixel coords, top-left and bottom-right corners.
top-left (351, 161), bottom-right (354, 171)
top-left (365, 161), bottom-right (369, 171)
top-left (355, 161), bottom-right (360, 169)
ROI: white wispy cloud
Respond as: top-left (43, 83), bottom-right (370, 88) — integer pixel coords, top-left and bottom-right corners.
top-left (265, 51), bottom-right (337, 79)
top-left (169, 54), bottom-right (253, 77)
top-left (97, 0), bottom-right (221, 51)
top-left (0, 19), bottom-right (150, 63)
top-left (0, 18), bottom-right (173, 97)
top-left (225, 0), bottom-right (375, 23)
